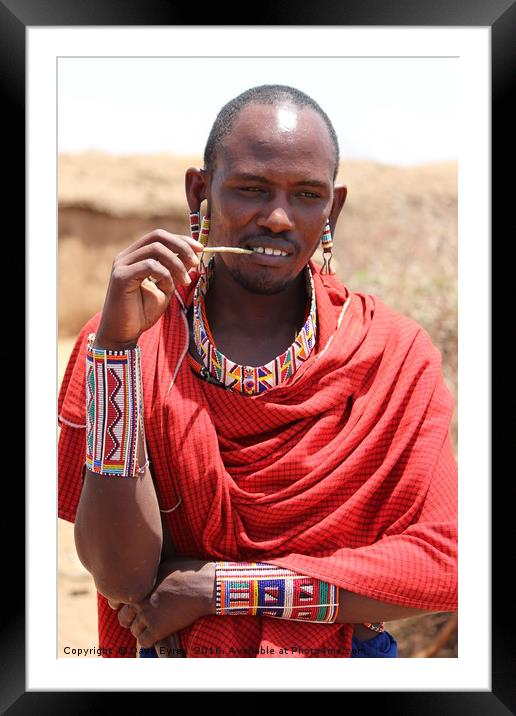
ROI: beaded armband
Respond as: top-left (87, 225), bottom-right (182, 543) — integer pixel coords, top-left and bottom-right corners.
top-left (85, 333), bottom-right (148, 477)
top-left (215, 562), bottom-right (339, 623)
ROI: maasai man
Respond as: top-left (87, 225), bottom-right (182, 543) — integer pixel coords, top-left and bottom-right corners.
top-left (58, 85), bottom-right (458, 659)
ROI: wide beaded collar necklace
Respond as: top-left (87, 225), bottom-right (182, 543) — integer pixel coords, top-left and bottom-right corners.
top-left (192, 258), bottom-right (317, 396)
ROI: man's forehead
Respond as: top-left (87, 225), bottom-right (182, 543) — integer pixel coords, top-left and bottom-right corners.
top-left (217, 103), bottom-right (335, 178)
top-left (229, 102), bottom-right (329, 141)
top-left (275, 106), bottom-right (299, 132)
top-left (218, 157), bottom-right (332, 186)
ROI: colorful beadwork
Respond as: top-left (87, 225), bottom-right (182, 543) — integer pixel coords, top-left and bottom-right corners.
top-left (85, 334), bottom-right (147, 477)
top-left (189, 211), bottom-right (201, 242)
top-left (320, 220), bottom-right (333, 248)
top-left (192, 257), bottom-right (317, 395)
top-left (215, 562), bottom-right (339, 623)
top-left (320, 220), bottom-right (336, 275)
top-left (361, 622), bottom-right (386, 633)
top-left (199, 215), bottom-right (210, 246)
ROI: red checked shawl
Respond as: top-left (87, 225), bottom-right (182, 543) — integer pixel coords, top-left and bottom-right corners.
top-left (58, 260), bottom-right (458, 658)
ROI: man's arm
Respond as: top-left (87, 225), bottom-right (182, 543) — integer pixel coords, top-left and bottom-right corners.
top-left (202, 562), bottom-right (434, 624)
top-left (74, 429), bottom-right (163, 604)
top-left (68, 229), bottom-right (204, 605)
top-left (335, 588), bottom-right (432, 624)
top-left (112, 559), bottom-right (435, 648)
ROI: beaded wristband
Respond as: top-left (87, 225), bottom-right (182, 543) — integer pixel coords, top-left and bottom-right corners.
top-left (85, 333), bottom-right (148, 477)
top-left (215, 561), bottom-right (339, 623)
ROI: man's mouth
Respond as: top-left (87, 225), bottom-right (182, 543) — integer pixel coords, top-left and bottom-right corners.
top-left (242, 248), bottom-right (292, 267)
top-left (248, 246), bottom-right (289, 257)
top-left (243, 238), bottom-right (293, 258)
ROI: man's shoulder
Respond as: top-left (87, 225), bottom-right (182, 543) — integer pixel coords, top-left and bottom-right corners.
top-left (348, 288), bottom-right (441, 360)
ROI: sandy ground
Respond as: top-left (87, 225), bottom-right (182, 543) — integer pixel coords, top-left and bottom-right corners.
top-left (58, 521), bottom-right (99, 657)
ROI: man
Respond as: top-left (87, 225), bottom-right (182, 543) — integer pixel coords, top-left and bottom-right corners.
top-left (58, 85), bottom-right (458, 659)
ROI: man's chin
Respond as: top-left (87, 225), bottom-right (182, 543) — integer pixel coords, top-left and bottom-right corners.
top-left (231, 268), bottom-right (292, 295)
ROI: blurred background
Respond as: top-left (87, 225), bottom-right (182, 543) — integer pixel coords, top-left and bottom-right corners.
top-left (58, 57), bottom-right (458, 658)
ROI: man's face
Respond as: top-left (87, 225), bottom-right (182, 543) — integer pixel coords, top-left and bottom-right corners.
top-left (206, 103), bottom-right (336, 294)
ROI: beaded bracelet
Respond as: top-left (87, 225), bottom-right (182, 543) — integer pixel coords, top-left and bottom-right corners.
top-left (85, 333), bottom-right (148, 477)
top-left (362, 622), bottom-right (385, 633)
top-left (215, 561), bottom-right (339, 623)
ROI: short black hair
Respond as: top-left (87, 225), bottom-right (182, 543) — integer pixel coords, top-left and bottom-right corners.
top-left (203, 84), bottom-right (340, 181)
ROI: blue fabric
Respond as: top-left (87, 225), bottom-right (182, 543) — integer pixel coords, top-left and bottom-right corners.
top-left (139, 631), bottom-right (398, 658)
top-left (351, 630), bottom-right (398, 657)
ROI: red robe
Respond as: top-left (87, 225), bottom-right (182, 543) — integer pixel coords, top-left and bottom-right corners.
top-left (58, 260), bottom-right (458, 658)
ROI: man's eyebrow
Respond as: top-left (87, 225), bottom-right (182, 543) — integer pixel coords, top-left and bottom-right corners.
top-left (231, 173), bottom-right (329, 188)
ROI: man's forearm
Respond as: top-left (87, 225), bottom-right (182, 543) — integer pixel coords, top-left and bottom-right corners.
top-left (335, 589), bottom-right (433, 624)
top-left (112, 560), bottom-right (435, 647)
top-left (205, 561), bottom-right (433, 624)
top-left (74, 430), bottom-right (163, 604)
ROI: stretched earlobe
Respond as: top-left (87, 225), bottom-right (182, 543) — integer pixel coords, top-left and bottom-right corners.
top-left (185, 166), bottom-right (208, 213)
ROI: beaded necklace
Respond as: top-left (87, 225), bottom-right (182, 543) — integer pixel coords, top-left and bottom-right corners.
top-left (192, 257), bottom-right (317, 396)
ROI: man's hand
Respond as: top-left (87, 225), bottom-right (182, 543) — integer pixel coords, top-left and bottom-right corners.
top-left (110, 558), bottom-right (216, 649)
top-left (95, 229), bottom-right (204, 350)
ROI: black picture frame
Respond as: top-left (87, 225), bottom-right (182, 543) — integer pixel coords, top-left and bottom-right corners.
top-left (10, 0), bottom-right (508, 709)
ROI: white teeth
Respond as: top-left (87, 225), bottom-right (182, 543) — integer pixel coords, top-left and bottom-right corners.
top-left (252, 246), bottom-right (288, 257)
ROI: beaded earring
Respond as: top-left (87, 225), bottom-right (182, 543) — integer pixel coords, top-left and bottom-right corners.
top-left (199, 215), bottom-right (210, 246)
top-left (189, 211), bottom-right (210, 245)
top-left (320, 220), bottom-right (336, 275)
top-left (190, 211), bottom-right (211, 272)
top-left (189, 211), bottom-right (201, 242)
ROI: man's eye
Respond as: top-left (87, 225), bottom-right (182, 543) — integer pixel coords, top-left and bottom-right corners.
top-left (299, 191), bottom-right (320, 199)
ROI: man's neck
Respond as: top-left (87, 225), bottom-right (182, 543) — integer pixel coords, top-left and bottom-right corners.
top-left (204, 260), bottom-right (309, 340)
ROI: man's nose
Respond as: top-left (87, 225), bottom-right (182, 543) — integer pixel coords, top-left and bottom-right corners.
top-left (257, 206), bottom-right (294, 233)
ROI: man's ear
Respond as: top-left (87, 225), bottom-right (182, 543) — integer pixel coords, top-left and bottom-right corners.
top-left (329, 185), bottom-right (347, 234)
top-left (185, 167), bottom-right (209, 213)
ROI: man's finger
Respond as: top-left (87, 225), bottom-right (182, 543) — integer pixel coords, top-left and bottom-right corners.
top-left (130, 617), bottom-right (148, 640)
top-left (138, 627), bottom-right (156, 649)
top-left (108, 599), bottom-right (122, 610)
top-left (118, 604), bottom-right (138, 628)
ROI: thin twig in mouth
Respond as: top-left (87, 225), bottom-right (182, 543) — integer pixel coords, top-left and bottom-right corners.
top-left (148, 247), bottom-right (254, 283)
top-left (201, 246), bottom-right (254, 254)
top-left (198, 246), bottom-right (255, 274)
